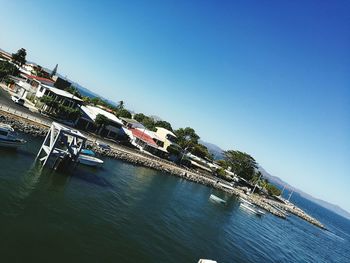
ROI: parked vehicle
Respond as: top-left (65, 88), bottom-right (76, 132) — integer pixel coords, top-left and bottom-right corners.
top-left (11, 95), bottom-right (25, 106)
top-left (95, 141), bottom-right (111, 150)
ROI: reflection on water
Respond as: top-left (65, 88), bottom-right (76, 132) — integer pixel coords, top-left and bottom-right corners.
top-left (0, 133), bottom-right (349, 263)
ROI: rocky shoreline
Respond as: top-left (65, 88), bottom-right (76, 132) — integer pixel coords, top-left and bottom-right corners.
top-left (0, 109), bottom-right (326, 230)
top-left (0, 112), bottom-right (48, 137)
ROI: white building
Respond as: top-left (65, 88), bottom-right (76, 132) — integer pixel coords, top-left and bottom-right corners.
top-left (154, 127), bottom-right (179, 152)
top-left (13, 80), bottom-right (32, 98)
top-left (35, 85), bottom-right (83, 124)
top-left (76, 105), bottom-right (124, 139)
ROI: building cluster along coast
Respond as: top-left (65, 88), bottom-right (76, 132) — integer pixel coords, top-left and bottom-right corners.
top-left (0, 47), bottom-right (327, 230)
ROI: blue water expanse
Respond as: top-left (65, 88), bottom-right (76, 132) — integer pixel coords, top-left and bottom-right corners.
top-left (0, 133), bottom-right (349, 262)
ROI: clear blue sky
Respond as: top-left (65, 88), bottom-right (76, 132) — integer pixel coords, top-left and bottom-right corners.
top-left (1, 0), bottom-right (349, 212)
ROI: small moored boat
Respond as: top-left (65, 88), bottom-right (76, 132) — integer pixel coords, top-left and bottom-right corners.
top-left (78, 149), bottom-right (104, 167)
top-left (198, 259), bottom-right (217, 263)
top-left (209, 194), bottom-right (226, 204)
top-left (0, 123), bottom-right (26, 148)
top-left (239, 197), bottom-right (253, 205)
top-left (239, 202), bottom-right (265, 216)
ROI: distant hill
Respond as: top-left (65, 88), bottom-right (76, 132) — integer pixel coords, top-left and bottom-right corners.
top-left (55, 74), bottom-right (119, 107)
top-left (199, 140), bottom-right (225, 160)
top-left (259, 166), bottom-right (350, 220)
top-left (73, 82), bottom-right (99, 98)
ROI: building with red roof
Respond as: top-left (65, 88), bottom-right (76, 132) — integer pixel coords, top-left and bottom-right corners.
top-left (24, 74), bottom-right (54, 86)
top-left (127, 128), bottom-right (168, 158)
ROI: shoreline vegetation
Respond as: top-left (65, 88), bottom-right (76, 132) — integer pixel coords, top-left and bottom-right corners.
top-left (0, 108), bottom-right (326, 230)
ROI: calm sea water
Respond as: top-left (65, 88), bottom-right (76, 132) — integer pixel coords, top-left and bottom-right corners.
top-left (0, 133), bottom-right (349, 263)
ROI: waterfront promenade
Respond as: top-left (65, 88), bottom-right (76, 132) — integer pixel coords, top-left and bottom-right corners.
top-left (0, 102), bottom-right (325, 229)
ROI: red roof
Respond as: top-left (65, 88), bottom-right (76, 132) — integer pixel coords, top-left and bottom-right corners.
top-left (25, 74), bottom-right (54, 83)
top-left (130, 128), bottom-right (158, 147)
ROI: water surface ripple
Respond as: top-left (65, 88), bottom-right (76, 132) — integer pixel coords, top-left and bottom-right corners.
top-left (0, 134), bottom-right (349, 262)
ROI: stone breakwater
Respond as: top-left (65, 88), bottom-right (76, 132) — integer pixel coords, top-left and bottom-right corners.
top-left (263, 198), bottom-right (326, 229)
top-left (0, 112), bottom-right (48, 137)
top-left (0, 109), bottom-right (326, 229)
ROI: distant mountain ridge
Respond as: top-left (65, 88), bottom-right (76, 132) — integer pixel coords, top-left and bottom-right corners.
top-left (258, 166), bottom-right (350, 220)
top-left (199, 140), bottom-right (225, 160)
top-left (55, 73), bottom-right (119, 107)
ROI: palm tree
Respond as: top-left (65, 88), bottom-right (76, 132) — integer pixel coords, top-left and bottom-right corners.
top-left (95, 114), bottom-right (109, 134)
top-left (117, 100), bottom-right (124, 110)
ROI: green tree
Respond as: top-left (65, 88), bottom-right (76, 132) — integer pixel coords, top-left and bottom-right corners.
top-left (154, 120), bottom-right (173, 132)
top-left (133, 113), bottom-right (155, 130)
top-left (133, 113), bottom-right (146, 122)
top-left (174, 127), bottom-right (214, 160)
top-left (142, 116), bottom-right (155, 130)
top-left (174, 127), bottom-right (200, 149)
top-left (39, 95), bottom-right (81, 121)
top-left (191, 143), bottom-right (212, 160)
top-left (0, 61), bottom-right (19, 79)
top-left (117, 100), bottom-right (124, 110)
top-left (216, 159), bottom-right (229, 170)
top-left (223, 150), bottom-right (258, 180)
top-left (65, 86), bottom-right (82, 98)
top-left (12, 48), bottom-right (27, 66)
top-left (116, 109), bottom-right (132, 118)
top-left (91, 97), bottom-right (103, 106)
top-left (265, 183), bottom-right (282, 196)
top-left (95, 114), bottom-right (109, 134)
top-left (166, 144), bottom-right (182, 156)
top-left (82, 96), bottom-right (92, 104)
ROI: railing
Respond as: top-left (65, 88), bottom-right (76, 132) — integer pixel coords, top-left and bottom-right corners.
top-left (0, 104), bottom-right (52, 127)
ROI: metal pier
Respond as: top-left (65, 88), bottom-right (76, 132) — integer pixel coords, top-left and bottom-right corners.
top-left (36, 122), bottom-right (87, 170)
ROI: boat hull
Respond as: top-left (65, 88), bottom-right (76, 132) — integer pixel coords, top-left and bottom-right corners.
top-left (239, 203), bottom-right (265, 216)
top-left (209, 194), bottom-right (226, 204)
top-left (0, 138), bottom-right (26, 148)
top-left (78, 155), bottom-right (104, 167)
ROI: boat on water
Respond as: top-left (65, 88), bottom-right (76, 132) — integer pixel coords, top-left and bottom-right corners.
top-left (198, 259), bottom-right (217, 263)
top-left (209, 194), bottom-right (226, 204)
top-left (239, 197), bottom-right (254, 205)
top-left (78, 149), bottom-right (104, 167)
top-left (0, 123), bottom-right (26, 148)
top-left (239, 202), bottom-right (265, 216)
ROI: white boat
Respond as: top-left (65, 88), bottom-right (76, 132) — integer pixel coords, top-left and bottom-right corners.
top-left (78, 149), bottom-right (104, 167)
top-left (239, 203), bottom-right (265, 216)
top-left (209, 194), bottom-right (226, 204)
top-left (239, 197), bottom-right (253, 205)
top-left (198, 259), bottom-right (217, 263)
top-left (0, 123), bottom-right (26, 148)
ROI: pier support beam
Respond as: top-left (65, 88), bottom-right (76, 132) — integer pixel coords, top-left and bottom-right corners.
top-left (36, 122), bottom-right (87, 169)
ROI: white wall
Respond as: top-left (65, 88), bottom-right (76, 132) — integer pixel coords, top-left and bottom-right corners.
top-left (35, 85), bottom-right (47, 98)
